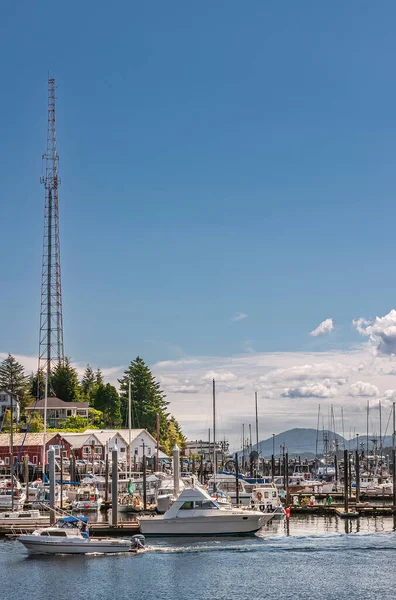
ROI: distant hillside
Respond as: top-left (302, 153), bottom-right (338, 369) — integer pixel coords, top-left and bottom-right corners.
top-left (253, 428), bottom-right (347, 457)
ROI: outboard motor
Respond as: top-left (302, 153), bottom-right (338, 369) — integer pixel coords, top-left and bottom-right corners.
top-left (131, 534), bottom-right (145, 550)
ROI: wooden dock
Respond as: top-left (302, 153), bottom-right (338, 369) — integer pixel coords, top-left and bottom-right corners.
top-left (290, 504), bottom-right (396, 516)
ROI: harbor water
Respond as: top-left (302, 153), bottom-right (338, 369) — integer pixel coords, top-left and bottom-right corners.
top-left (3, 515), bottom-right (396, 600)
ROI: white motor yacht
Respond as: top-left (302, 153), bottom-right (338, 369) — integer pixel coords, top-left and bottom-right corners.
top-left (0, 478), bottom-right (26, 510)
top-left (18, 516), bottom-right (132, 555)
top-left (72, 486), bottom-right (103, 512)
top-left (208, 474), bottom-right (251, 506)
top-left (250, 484), bottom-right (285, 520)
top-left (139, 486), bottom-right (273, 536)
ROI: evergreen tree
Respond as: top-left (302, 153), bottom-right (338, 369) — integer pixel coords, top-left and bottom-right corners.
top-left (0, 353), bottom-right (30, 412)
top-left (92, 383), bottom-right (122, 426)
top-left (28, 369), bottom-right (46, 400)
top-left (95, 368), bottom-right (104, 385)
top-left (51, 358), bottom-right (81, 402)
top-left (81, 365), bottom-right (95, 396)
top-left (118, 357), bottom-right (169, 438)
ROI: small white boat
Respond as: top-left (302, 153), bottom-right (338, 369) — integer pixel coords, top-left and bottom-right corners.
top-left (118, 493), bottom-right (144, 513)
top-left (335, 508), bottom-right (359, 519)
top-left (72, 487), bottom-right (103, 512)
top-left (139, 486), bottom-right (273, 536)
top-left (0, 477), bottom-right (26, 510)
top-left (250, 484), bottom-right (286, 520)
top-left (0, 509), bottom-right (48, 523)
top-left (18, 516), bottom-right (132, 555)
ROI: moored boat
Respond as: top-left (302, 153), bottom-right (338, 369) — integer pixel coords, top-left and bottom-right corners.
top-left (18, 516), bottom-right (132, 554)
top-left (139, 486), bottom-right (273, 536)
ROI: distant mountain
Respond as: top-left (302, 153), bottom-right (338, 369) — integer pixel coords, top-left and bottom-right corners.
top-left (253, 428), bottom-right (347, 457)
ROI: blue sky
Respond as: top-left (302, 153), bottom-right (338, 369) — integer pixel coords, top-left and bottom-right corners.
top-left (2, 2), bottom-right (396, 444)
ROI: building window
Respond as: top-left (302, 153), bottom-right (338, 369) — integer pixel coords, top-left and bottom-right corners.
top-left (33, 456), bottom-right (38, 464)
top-left (83, 447), bottom-right (90, 455)
top-left (62, 451), bottom-right (68, 458)
top-left (134, 448), bottom-right (138, 455)
top-left (5, 457), bottom-right (9, 465)
top-left (66, 409), bottom-right (72, 417)
top-left (120, 447), bottom-right (125, 453)
top-left (147, 448), bottom-right (151, 455)
top-left (54, 448), bottom-right (60, 457)
top-left (95, 447), bottom-right (102, 455)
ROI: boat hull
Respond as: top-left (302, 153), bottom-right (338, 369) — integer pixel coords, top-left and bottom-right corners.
top-left (18, 536), bottom-right (131, 555)
top-left (72, 501), bottom-right (102, 512)
top-left (139, 512), bottom-right (272, 536)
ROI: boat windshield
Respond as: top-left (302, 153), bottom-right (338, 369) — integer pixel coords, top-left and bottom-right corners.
top-left (179, 500), bottom-right (219, 510)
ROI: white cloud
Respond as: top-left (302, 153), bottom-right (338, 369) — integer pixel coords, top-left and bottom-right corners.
top-left (348, 381), bottom-right (380, 397)
top-left (202, 371), bottom-right (238, 383)
top-left (231, 312), bottom-right (247, 322)
top-left (310, 318), bottom-right (334, 337)
top-left (260, 363), bottom-right (349, 384)
top-left (155, 359), bottom-right (201, 368)
top-left (383, 389), bottom-right (396, 403)
top-left (353, 310), bottom-right (396, 356)
top-left (8, 346), bottom-right (396, 450)
top-left (167, 384), bottom-right (200, 394)
top-left (282, 383), bottom-right (337, 398)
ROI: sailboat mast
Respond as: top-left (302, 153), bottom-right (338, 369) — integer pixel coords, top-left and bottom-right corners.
top-left (242, 423), bottom-right (245, 472)
top-left (213, 379), bottom-right (216, 487)
top-left (366, 400), bottom-right (369, 472)
top-left (128, 379), bottom-right (132, 479)
top-left (42, 370), bottom-right (49, 473)
top-left (255, 391), bottom-right (259, 476)
top-left (10, 386), bottom-right (14, 512)
top-left (315, 404), bottom-right (320, 468)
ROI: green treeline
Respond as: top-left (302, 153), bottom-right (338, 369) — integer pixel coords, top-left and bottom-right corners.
top-left (0, 354), bottom-right (185, 454)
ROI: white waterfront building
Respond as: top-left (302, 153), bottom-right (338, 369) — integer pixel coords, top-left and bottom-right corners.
top-left (0, 389), bottom-right (20, 422)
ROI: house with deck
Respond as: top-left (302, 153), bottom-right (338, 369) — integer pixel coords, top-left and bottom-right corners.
top-left (25, 397), bottom-right (89, 428)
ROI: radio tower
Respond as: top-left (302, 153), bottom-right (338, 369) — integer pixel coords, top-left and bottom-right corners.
top-left (38, 78), bottom-right (64, 379)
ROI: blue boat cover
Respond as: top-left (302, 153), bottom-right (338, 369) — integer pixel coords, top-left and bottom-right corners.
top-left (58, 515), bottom-right (89, 523)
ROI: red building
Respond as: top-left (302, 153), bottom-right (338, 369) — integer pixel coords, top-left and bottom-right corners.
top-left (0, 432), bottom-right (71, 466)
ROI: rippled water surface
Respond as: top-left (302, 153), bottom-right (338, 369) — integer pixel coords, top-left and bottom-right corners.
top-left (3, 516), bottom-right (396, 600)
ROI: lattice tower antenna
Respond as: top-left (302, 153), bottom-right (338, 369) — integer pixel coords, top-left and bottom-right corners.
top-left (38, 77), bottom-right (64, 378)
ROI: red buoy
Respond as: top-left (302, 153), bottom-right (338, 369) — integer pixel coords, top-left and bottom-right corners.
top-left (285, 507), bottom-right (291, 518)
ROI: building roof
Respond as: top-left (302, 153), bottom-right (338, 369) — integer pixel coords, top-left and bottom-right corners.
top-left (26, 398), bottom-right (89, 410)
top-left (84, 428), bottom-right (159, 446)
top-left (60, 433), bottom-right (102, 449)
top-left (0, 432), bottom-right (61, 447)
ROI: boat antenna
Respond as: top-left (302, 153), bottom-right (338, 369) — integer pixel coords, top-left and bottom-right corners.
top-left (213, 378), bottom-right (216, 491)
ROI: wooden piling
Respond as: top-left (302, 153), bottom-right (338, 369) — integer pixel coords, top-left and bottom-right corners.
top-left (105, 454), bottom-right (109, 503)
top-left (111, 449), bottom-right (118, 526)
top-left (271, 454), bottom-right (275, 481)
top-left (355, 450), bottom-right (360, 504)
top-left (392, 448), bottom-right (396, 509)
top-left (285, 452), bottom-right (290, 507)
top-left (344, 449), bottom-right (349, 513)
top-left (24, 454), bottom-right (29, 506)
top-left (235, 452), bottom-right (239, 505)
top-left (142, 455), bottom-right (147, 510)
top-left (48, 448), bottom-right (55, 525)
